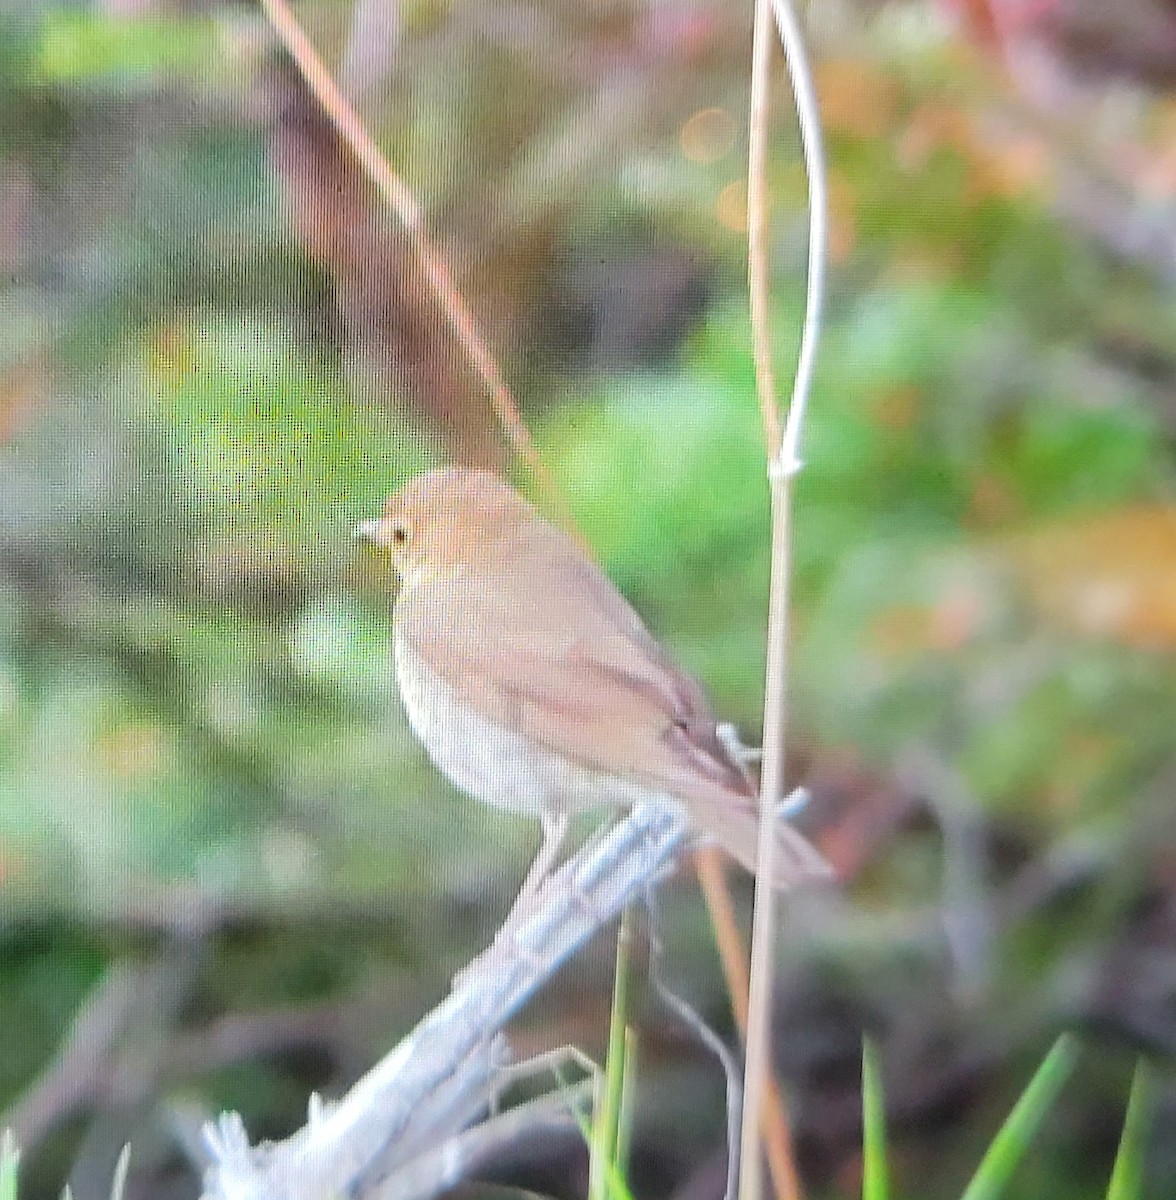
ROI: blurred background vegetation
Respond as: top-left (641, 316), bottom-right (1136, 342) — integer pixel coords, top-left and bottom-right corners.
top-left (2, 0), bottom-right (1176, 1196)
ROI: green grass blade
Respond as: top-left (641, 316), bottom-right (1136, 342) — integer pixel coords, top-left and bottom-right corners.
top-left (562, 1069), bottom-right (638, 1200)
top-left (0, 1131), bottom-right (19, 1200)
top-left (960, 1033), bottom-right (1081, 1200)
top-left (862, 1038), bottom-right (890, 1200)
top-left (108, 1146), bottom-right (131, 1200)
top-left (1106, 1061), bottom-right (1154, 1200)
top-left (590, 909), bottom-right (635, 1200)
top-left (616, 1026), bottom-right (639, 1178)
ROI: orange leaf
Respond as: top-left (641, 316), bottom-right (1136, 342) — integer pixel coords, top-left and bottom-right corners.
top-left (815, 58), bottom-right (901, 141)
top-left (1005, 505), bottom-right (1176, 648)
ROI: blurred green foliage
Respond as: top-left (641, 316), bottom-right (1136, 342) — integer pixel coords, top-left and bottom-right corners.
top-left (1, 1), bottom-right (1175, 1197)
top-left (36, 12), bottom-right (219, 85)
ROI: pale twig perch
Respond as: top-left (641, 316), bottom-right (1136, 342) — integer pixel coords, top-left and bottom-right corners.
top-left (200, 804), bottom-right (689, 1200)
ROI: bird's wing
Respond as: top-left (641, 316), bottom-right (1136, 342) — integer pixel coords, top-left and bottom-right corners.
top-left (396, 547), bottom-right (755, 806)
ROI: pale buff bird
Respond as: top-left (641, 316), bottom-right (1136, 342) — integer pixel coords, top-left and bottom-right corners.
top-left (357, 466), bottom-right (831, 890)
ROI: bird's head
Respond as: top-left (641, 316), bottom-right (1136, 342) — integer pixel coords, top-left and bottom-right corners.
top-left (356, 467), bottom-right (529, 588)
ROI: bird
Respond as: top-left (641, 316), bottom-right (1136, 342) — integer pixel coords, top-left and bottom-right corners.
top-left (356, 466), bottom-right (831, 893)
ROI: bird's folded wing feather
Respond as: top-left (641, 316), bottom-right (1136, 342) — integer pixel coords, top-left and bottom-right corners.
top-left (397, 550), bottom-right (756, 808)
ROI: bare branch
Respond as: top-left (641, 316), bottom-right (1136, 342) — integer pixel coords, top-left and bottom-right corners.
top-left (201, 804), bottom-right (689, 1200)
top-left (366, 1083), bottom-right (592, 1200)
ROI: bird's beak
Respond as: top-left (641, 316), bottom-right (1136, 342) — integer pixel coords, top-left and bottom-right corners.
top-left (353, 517), bottom-right (387, 546)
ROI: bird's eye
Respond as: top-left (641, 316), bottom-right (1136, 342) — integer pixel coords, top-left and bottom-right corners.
top-left (391, 523), bottom-right (410, 548)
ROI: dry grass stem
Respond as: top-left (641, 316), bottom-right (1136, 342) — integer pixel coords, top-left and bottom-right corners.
top-left (740, 0), bottom-right (828, 1198)
top-left (695, 849), bottom-right (803, 1200)
top-left (747, 0), bottom-right (783, 463)
top-left (770, 0), bottom-right (828, 474)
top-left (258, 0), bottom-right (561, 511)
top-left (739, 4), bottom-right (786, 1195)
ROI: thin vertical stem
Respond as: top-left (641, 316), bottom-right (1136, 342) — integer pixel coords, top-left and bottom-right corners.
top-left (747, 0), bottom-right (783, 463)
top-left (696, 850), bottom-right (802, 1200)
top-left (738, 482), bottom-right (796, 1200)
top-left (589, 906), bottom-right (634, 1200)
top-left (739, 2), bottom-right (784, 1195)
top-left (740, 0), bottom-right (828, 1197)
top-left (770, 0), bottom-right (828, 475)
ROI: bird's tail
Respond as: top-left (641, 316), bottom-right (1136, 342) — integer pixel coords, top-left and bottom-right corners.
top-left (703, 805), bottom-right (833, 890)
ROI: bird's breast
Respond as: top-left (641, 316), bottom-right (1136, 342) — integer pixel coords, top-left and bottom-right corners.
top-left (392, 630), bottom-right (655, 818)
